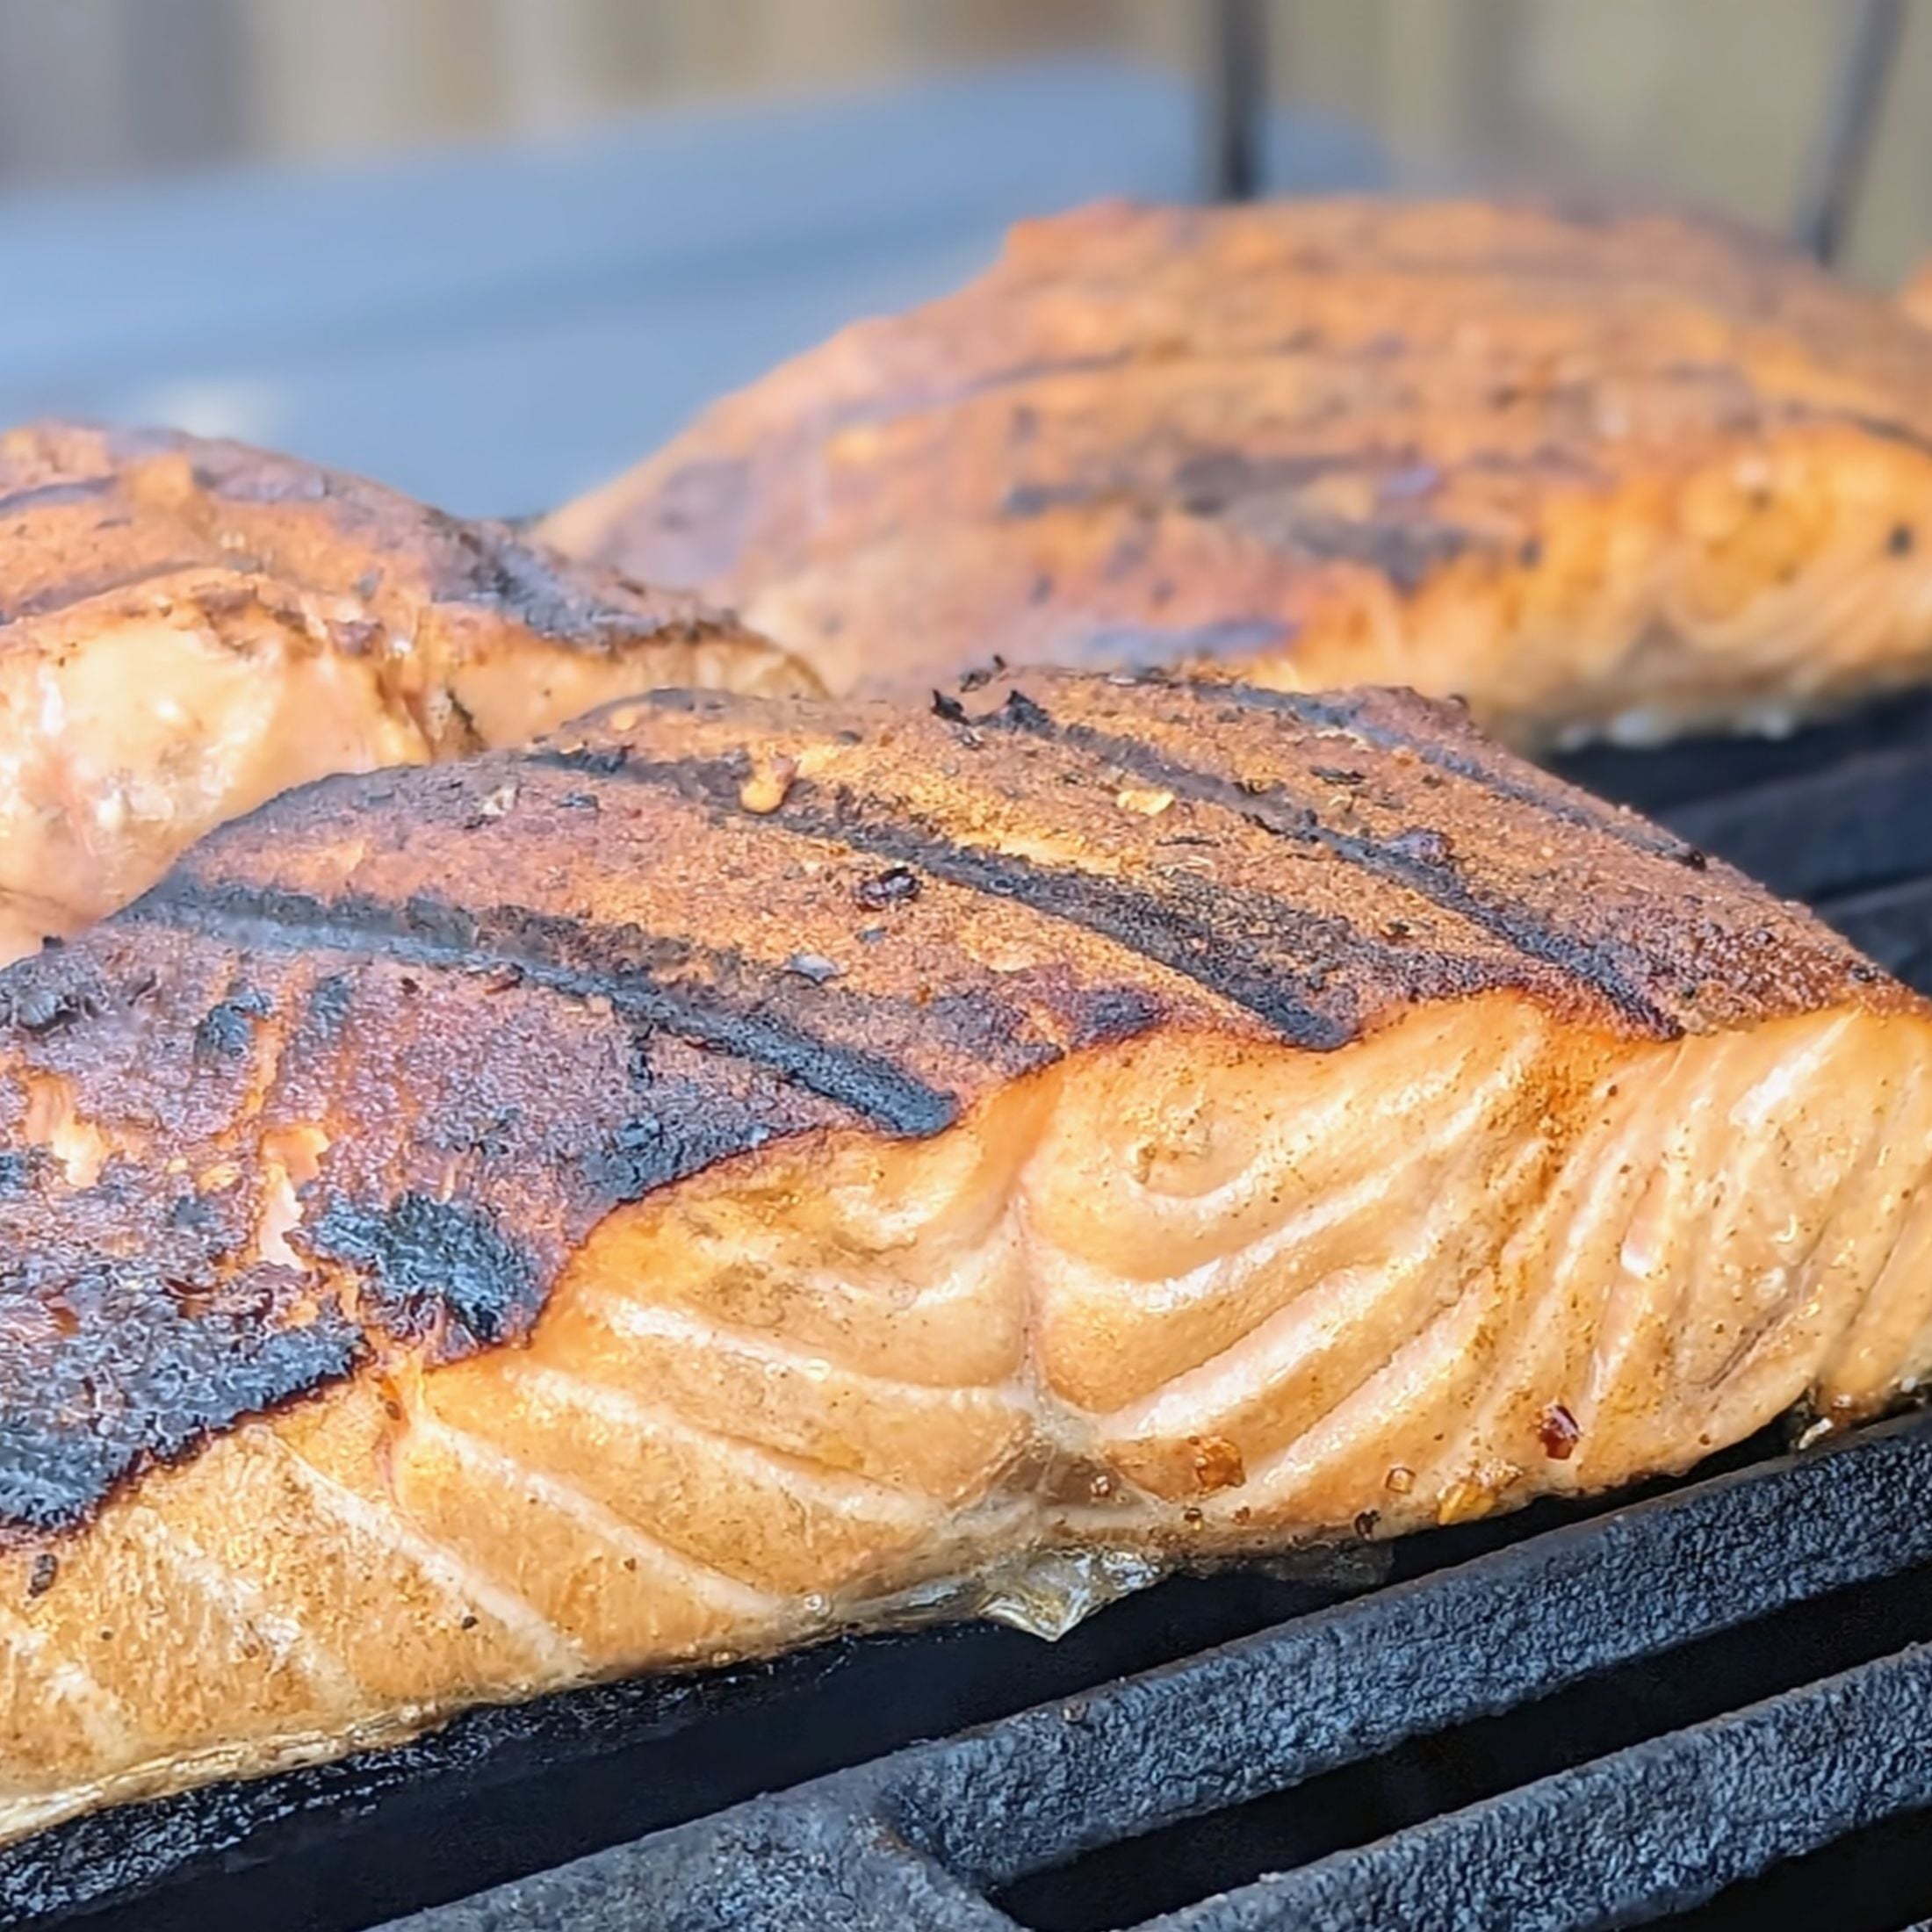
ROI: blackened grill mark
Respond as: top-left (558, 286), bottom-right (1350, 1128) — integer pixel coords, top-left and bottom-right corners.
top-left (11, 557), bottom-right (232, 622)
top-left (537, 746), bottom-right (1362, 1049)
top-left (789, 795), bottom-right (1355, 1044)
top-left (1219, 683), bottom-right (1685, 861)
top-left (984, 697), bottom-right (1676, 1032)
top-left (126, 877), bottom-right (957, 1137)
top-left (1222, 508), bottom-right (1482, 594)
top-left (1835, 410), bottom-right (1932, 465)
top-left (999, 451), bottom-right (1368, 522)
top-left (0, 474), bottom-right (116, 519)
top-left (186, 456), bottom-right (329, 503)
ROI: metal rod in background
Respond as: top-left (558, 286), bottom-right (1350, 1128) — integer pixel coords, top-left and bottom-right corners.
top-left (1201, 0), bottom-right (1269, 202)
top-left (1791, 0), bottom-right (1906, 264)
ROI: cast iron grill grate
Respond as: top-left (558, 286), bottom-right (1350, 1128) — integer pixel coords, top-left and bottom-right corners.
top-left (7, 696), bottom-right (1932, 1932)
top-left (393, 1411), bottom-right (1932, 1932)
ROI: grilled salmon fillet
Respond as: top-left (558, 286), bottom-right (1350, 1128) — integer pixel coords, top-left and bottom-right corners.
top-left (544, 198), bottom-right (1932, 752)
top-left (0, 420), bottom-right (812, 967)
top-left (4, 668), bottom-right (1931, 1844)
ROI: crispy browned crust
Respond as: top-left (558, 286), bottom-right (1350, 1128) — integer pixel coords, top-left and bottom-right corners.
top-left (540, 198), bottom-right (1932, 729)
top-left (0, 418), bottom-right (810, 714)
top-left (0, 669), bottom-right (1910, 1540)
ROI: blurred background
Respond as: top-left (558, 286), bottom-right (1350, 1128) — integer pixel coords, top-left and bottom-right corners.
top-left (0, 0), bottom-right (1924, 515)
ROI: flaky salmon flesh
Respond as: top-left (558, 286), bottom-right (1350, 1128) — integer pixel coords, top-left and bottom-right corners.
top-left (3, 668), bottom-right (1930, 1844)
top-left (545, 197), bottom-right (1932, 753)
top-left (0, 420), bottom-right (814, 967)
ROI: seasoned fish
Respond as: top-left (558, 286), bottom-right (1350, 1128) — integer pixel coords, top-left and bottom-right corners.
top-left (545, 198), bottom-right (1932, 752)
top-left (0, 420), bottom-right (811, 966)
top-left (4, 669), bottom-right (1930, 1843)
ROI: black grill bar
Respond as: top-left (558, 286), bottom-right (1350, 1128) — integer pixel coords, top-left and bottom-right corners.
top-left (1150, 1645), bottom-right (1932, 1931)
top-left (1791, 0), bottom-right (1905, 264)
top-left (1199, 0), bottom-right (1269, 203)
top-left (393, 1414), bottom-right (1932, 1932)
top-left (1552, 696), bottom-right (1932, 998)
top-left (1666, 741), bottom-right (1932, 905)
top-left (1819, 876), bottom-right (1932, 991)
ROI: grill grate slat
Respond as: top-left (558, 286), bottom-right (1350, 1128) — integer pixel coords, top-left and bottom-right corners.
top-left (1148, 1646), bottom-right (1932, 1932)
top-left (391, 1415), bottom-right (1932, 1932)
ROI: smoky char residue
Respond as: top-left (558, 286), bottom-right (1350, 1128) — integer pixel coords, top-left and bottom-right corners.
top-left (126, 874), bottom-right (959, 1138)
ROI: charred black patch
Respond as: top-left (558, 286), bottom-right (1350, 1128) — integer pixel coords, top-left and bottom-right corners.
top-left (0, 1254), bottom-right (360, 1535)
top-left (560, 742), bottom-right (630, 775)
top-left (453, 525), bottom-right (644, 638)
top-left (26, 1552), bottom-right (56, 1597)
top-left (1388, 828), bottom-right (1453, 867)
top-left (192, 987), bottom-right (270, 1063)
top-left (1069, 986), bottom-right (1165, 1049)
top-left (998, 688), bottom-right (1054, 732)
top-left (854, 866), bottom-right (923, 911)
top-left (579, 1116), bottom-right (680, 1203)
top-left (305, 1193), bottom-right (540, 1351)
top-left (957, 655), bottom-right (1006, 692)
top-left (577, 1113), bottom-right (761, 1207)
top-left (0, 971), bottom-right (100, 1036)
top-left (999, 481), bottom-right (1065, 519)
top-left (165, 1193), bottom-right (221, 1233)
top-left (401, 894), bottom-right (479, 953)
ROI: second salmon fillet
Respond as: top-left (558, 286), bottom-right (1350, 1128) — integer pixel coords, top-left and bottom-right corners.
top-left (1, 669), bottom-right (1928, 1843)
top-left (0, 420), bottom-right (812, 965)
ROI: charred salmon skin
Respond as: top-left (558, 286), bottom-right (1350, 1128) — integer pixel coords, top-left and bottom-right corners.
top-left (544, 198), bottom-right (1932, 752)
top-left (4, 668), bottom-right (1930, 1842)
top-left (0, 420), bottom-right (812, 966)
